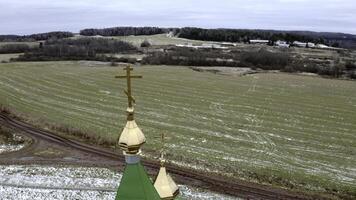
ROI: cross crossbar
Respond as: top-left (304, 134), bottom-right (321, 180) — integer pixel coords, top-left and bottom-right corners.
top-left (115, 65), bottom-right (142, 108)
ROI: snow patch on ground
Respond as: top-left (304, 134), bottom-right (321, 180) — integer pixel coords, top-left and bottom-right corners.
top-left (0, 165), bottom-right (240, 200)
top-left (0, 144), bottom-right (25, 154)
top-left (0, 134), bottom-right (27, 154)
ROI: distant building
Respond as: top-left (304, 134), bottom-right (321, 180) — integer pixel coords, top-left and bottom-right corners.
top-left (293, 41), bottom-right (307, 48)
top-left (315, 44), bottom-right (330, 49)
top-left (201, 43), bottom-right (213, 48)
top-left (175, 43), bottom-right (194, 48)
top-left (167, 32), bottom-right (174, 38)
top-left (220, 42), bottom-right (237, 47)
top-left (175, 43), bottom-right (228, 49)
top-left (307, 42), bottom-right (316, 48)
top-left (275, 40), bottom-right (290, 48)
top-left (250, 39), bottom-right (269, 44)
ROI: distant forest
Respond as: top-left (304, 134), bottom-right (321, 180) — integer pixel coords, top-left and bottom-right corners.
top-left (80, 27), bottom-right (168, 36)
top-left (0, 31), bottom-right (74, 42)
top-left (177, 27), bottom-right (319, 43)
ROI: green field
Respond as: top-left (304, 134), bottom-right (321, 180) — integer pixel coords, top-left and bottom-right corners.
top-left (0, 61), bottom-right (355, 198)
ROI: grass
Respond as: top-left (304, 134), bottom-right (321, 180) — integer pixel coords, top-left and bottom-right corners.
top-left (0, 61), bottom-right (355, 198)
top-left (80, 34), bottom-right (205, 47)
top-left (0, 41), bottom-right (40, 47)
top-left (0, 53), bottom-right (22, 62)
top-left (112, 34), bottom-right (205, 46)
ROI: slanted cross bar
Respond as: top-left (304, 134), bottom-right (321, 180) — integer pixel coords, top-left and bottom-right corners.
top-left (115, 65), bottom-right (142, 108)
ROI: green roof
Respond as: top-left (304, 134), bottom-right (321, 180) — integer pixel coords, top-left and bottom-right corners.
top-left (116, 162), bottom-right (161, 200)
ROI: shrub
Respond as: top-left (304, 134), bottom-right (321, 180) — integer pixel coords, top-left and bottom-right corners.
top-left (350, 71), bottom-right (356, 79)
top-left (345, 62), bottom-right (356, 70)
top-left (241, 48), bottom-right (289, 70)
top-left (283, 65), bottom-right (296, 73)
top-left (110, 61), bottom-right (118, 66)
top-left (140, 40), bottom-right (151, 47)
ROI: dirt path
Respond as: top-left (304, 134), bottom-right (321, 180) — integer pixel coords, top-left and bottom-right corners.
top-left (0, 112), bottom-right (323, 200)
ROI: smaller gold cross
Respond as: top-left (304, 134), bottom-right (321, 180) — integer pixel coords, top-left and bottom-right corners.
top-left (160, 133), bottom-right (166, 166)
top-left (115, 65), bottom-right (142, 108)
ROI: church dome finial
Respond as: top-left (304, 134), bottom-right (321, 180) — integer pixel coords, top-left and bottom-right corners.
top-left (116, 65), bottom-right (145, 155)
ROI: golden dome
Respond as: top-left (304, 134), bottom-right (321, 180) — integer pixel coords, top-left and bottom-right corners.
top-left (118, 107), bottom-right (146, 154)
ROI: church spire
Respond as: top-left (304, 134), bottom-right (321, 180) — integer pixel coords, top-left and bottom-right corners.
top-left (115, 65), bottom-right (161, 200)
top-left (154, 133), bottom-right (180, 200)
top-left (115, 65), bottom-right (179, 200)
top-left (115, 65), bottom-right (145, 155)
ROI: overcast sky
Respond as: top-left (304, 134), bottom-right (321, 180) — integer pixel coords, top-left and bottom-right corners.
top-left (1, 0), bottom-right (355, 35)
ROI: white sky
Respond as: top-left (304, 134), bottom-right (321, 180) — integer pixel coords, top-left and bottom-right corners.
top-left (0, 0), bottom-right (355, 35)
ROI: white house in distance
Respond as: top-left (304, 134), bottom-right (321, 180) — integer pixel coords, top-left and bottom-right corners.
top-left (275, 40), bottom-right (290, 48)
top-left (293, 41), bottom-right (316, 48)
top-left (175, 43), bottom-right (228, 49)
top-left (315, 44), bottom-right (330, 49)
top-left (293, 41), bottom-right (307, 48)
top-left (221, 42), bottom-right (237, 47)
top-left (250, 39), bottom-right (269, 44)
top-left (307, 42), bottom-right (316, 48)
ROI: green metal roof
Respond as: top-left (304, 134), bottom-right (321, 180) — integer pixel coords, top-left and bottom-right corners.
top-left (116, 162), bottom-right (161, 200)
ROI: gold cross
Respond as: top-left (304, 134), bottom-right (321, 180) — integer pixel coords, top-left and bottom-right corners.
top-left (115, 65), bottom-right (142, 108)
top-left (160, 133), bottom-right (166, 166)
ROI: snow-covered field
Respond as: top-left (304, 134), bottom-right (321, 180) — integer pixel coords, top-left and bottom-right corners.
top-left (0, 165), bottom-right (238, 200)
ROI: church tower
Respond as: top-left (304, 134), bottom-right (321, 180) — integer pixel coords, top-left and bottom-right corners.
top-left (115, 65), bottom-right (160, 200)
top-left (115, 65), bottom-right (180, 200)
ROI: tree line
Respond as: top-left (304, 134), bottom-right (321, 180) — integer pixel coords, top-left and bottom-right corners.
top-left (80, 27), bottom-right (169, 36)
top-left (177, 27), bottom-right (324, 44)
top-left (176, 27), bottom-right (356, 49)
top-left (14, 37), bottom-right (138, 62)
top-left (0, 32), bottom-right (74, 42)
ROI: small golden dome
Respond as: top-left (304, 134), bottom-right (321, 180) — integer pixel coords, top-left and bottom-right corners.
top-left (118, 108), bottom-right (146, 154)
